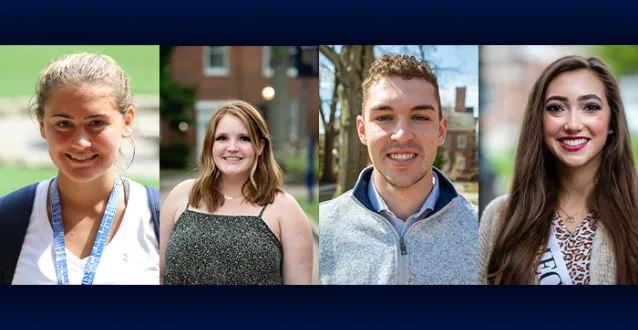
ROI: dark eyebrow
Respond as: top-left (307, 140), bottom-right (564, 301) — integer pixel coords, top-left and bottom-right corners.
top-left (545, 95), bottom-right (568, 103)
top-left (48, 114), bottom-right (109, 119)
top-left (411, 104), bottom-right (435, 111)
top-left (577, 94), bottom-right (602, 102)
top-left (369, 104), bottom-right (394, 111)
top-left (369, 104), bottom-right (435, 111)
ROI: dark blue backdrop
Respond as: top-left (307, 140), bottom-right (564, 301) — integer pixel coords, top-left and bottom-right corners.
top-left (1, 0), bottom-right (637, 328)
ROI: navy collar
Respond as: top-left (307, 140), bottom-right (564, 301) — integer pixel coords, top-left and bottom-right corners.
top-left (351, 166), bottom-right (458, 215)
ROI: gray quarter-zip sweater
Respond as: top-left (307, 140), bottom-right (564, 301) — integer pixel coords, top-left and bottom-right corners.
top-left (320, 166), bottom-right (478, 284)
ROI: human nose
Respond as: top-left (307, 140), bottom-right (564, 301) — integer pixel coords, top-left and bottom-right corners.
top-left (390, 118), bottom-right (415, 143)
top-left (227, 139), bottom-right (240, 151)
top-left (564, 110), bottom-right (584, 132)
top-left (71, 127), bottom-right (91, 149)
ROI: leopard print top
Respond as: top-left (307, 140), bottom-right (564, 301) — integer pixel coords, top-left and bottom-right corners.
top-left (552, 212), bottom-right (599, 285)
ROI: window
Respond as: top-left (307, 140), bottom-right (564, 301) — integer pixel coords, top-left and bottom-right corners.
top-left (262, 46), bottom-right (298, 78)
top-left (203, 46), bottom-right (229, 76)
top-left (457, 135), bottom-right (467, 149)
top-left (443, 134), bottom-right (452, 148)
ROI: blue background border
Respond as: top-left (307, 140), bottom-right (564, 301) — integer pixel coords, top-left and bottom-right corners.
top-left (2, 0), bottom-right (637, 328)
top-left (2, 0), bottom-right (638, 44)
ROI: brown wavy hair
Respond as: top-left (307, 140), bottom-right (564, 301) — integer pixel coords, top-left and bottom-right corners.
top-left (362, 54), bottom-right (442, 118)
top-left (188, 100), bottom-right (284, 211)
top-left (487, 55), bottom-right (638, 284)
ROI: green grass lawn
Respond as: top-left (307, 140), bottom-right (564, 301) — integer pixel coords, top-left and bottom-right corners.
top-left (0, 46), bottom-right (159, 97)
top-left (0, 165), bottom-right (159, 195)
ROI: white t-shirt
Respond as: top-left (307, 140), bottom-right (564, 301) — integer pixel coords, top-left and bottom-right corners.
top-left (12, 178), bottom-right (160, 285)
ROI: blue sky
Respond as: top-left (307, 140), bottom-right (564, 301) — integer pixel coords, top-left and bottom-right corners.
top-left (320, 45), bottom-right (479, 134)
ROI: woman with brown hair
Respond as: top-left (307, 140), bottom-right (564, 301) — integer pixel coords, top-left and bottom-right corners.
top-left (480, 55), bottom-right (638, 285)
top-left (160, 100), bottom-right (313, 284)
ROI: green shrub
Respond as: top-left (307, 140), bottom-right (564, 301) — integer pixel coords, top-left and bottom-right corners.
top-left (160, 141), bottom-right (190, 169)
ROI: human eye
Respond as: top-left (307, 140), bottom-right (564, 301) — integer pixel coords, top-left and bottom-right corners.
top-left (545, 104), bottom-right (563, 112)
top-left (412, 115), bottom-right (429, 121)
top-left (215, 135), bottom-right (227, 141)
top-left (240, 135), bottom-right (252, 142)
top-left (89, 120), bottom-right (107, 127)
top-left (55, 120), bottom-right (73, 128)
top-left (375, 115), bottom-right (392, 122)
top-left (584, 103), bottom-right (601, 111)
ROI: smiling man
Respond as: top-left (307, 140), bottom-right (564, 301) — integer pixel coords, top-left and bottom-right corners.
top-left (319, 54), bottom-right (478, 285)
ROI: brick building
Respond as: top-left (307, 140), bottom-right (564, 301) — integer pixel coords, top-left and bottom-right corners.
top-left (441, 87), bottom-right (478, 181)
top-left (162, 46), bottom-right (319, 162)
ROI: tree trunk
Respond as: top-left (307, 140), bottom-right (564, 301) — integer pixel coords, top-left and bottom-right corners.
top-left (333, 45), bottom-right (374, 197)
top-left (320, 72), bottom-right (339, 184)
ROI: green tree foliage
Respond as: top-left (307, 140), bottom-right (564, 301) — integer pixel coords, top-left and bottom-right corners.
top-left (591, 46), bottom-right (638, 76)
top-left (159, 46), bottom-right (197, 131)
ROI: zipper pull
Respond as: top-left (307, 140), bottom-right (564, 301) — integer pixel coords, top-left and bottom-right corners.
top-left (400, 237), bottom-right (407, 255)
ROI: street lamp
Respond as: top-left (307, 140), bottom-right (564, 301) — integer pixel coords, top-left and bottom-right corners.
top-left (262, 86), bottom-right (275, 101)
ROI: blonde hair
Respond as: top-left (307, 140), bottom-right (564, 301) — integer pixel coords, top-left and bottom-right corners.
top-left (32, 52), bottom-right (134, 118)
top-left (189, 100), bottom-right (284, 211)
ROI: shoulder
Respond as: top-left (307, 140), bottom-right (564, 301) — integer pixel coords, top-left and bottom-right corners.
top-left (172, 179), bottom-right (197, 194)
top-left (319, 189), bottom-right (354, 213)
top-left (451, 195), bottom-right (479, 218)
top-left (481, 195), bottom-right (509, 225)
top-left (164, 179), bottom-right (196, 201)
top-left (1, 179), bottom-right (50, 204)
top-left (270, 191), bottom-right (310, 228)
top-left (271, 191), bottom-right (304, 214)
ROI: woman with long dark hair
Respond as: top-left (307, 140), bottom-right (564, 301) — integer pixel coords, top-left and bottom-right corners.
top-left (480, 55), bottom-right (638, 285)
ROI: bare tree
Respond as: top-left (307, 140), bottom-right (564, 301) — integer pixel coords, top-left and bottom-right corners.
top-left (319, 68), bottom-right (338, 183)
top-left (320, 45), bottom-right (374, 197)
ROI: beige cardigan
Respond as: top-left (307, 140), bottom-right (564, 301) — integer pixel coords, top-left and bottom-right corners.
top-left (479, 195), bottom-right (617, 285)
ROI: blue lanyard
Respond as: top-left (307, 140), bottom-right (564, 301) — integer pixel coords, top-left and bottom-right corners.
top-left (50, 176), bottom-right (122, 285)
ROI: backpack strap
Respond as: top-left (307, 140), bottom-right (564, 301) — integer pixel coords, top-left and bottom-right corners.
top-left (145, 185), bottom-right (160, 243)
top-left (0, 183), bottom-right (39, 285)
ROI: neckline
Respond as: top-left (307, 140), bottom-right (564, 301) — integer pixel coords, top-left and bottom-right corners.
top-left (179, 208), bottom-right (281, 247)
top-left (554, 211), bottom-right (595, 236)
top-left (37, 177), bottom-right (132, 262)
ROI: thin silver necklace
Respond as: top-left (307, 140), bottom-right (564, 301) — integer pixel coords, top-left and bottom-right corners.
top-left (216, 188), bottom-right (243, 200)
top-left (557, 205), bottom-right (585, 223)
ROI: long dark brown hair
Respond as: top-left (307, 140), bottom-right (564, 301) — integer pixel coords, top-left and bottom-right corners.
top-left (189, 100), bottom-right (284, 211)
top-left (487, 55), bottom-right (638, 284)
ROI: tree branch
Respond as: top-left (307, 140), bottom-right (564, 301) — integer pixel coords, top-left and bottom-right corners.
top-left (320, 45), bottom-right (340, 71)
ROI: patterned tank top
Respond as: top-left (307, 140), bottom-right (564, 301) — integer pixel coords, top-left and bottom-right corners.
top-left (163, 203), bottom-right (282, 285)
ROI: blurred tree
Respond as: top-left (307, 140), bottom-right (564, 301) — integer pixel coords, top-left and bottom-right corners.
top-left (320, 45), bottom-right (374, 197)
top-left (159, 46), bottom-right (196, 134)
top-left (319, 65), bottom-right (338, 183)
top-left (433, 146), bottom-right (446, 169)
top-left (592, 46), bottom-right (638, 76)
top-left (159, 46), bottom-right (197, 169)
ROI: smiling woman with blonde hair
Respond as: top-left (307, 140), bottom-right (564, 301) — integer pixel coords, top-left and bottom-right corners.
top-left (480, 55), bottom-right (638, 285)
top-left (0, 53), bottom-right (160, 285)
top-left (160, 99), bottom-right (313, 285)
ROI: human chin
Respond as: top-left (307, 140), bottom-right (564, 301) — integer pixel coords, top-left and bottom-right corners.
top-left (377, 157), bottom-right (427, 188)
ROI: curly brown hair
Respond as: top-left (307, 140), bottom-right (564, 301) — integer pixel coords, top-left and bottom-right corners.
top-left (362, 54), bottom-right (442, 118)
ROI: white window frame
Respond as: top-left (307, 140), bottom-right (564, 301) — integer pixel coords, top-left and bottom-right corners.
top-left (203, 46), bottom-right (229, 77)
top-left (457, 135), bottom-right (467, 149)
top-left (262, 46), bottom-right (298, 78)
